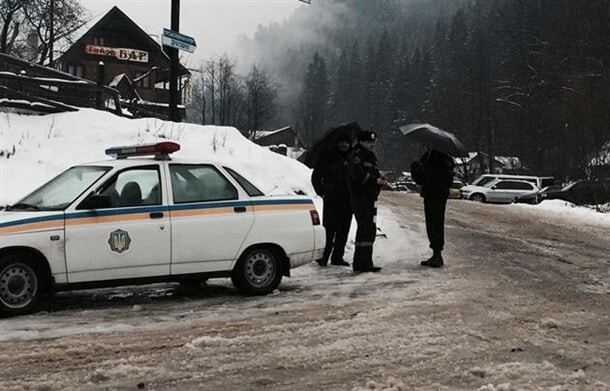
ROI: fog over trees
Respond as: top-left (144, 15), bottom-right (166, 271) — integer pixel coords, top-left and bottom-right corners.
top-left (235, 0), bottom-right (610, 180)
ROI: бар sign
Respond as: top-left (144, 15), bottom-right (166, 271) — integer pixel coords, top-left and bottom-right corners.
top-left (85, 44), bottom-right (149, 63)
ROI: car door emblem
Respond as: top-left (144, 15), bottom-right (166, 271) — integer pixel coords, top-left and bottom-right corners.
top-left (108, 229), bottom-right (132, 254)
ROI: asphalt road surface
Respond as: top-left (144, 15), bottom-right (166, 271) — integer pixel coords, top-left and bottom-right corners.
top-left (1, 193), bottom-right (608, 390)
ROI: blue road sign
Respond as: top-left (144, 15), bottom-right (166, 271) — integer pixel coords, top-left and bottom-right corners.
top-left (162, 28), bottom-right (197, 53)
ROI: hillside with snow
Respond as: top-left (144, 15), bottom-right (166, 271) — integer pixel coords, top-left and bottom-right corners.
top-left (0, 109), bottom-right (314, 204)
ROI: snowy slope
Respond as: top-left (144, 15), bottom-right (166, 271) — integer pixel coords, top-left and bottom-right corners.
top-left (0, 109), bottom-right (314, 204)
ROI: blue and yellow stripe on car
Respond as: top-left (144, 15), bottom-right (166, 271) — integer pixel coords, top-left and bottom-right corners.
top-left (0, 214), bottom-right (64, 235)
top-left (0, 198), bottom-right (315, 235)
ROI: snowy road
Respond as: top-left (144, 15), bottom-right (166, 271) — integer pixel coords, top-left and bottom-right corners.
top-left (1, 193), bottom-right (609, 390)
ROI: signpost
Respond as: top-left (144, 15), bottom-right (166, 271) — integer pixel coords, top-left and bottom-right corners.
top-left (164, 0), bottom-right (197, 123)
top-left (165, 0), bottom-right (179, 122)
top-left (162, 28), bottom-right (197, 54)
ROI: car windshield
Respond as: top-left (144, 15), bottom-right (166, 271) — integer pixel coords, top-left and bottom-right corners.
top-left (472, 176), bottom-right (496, 186)
top-left (11, 166), bottom-right (110, 211)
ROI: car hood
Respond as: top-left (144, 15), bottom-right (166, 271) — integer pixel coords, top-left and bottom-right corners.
top-left (0, 210), bottom-right (65, 235)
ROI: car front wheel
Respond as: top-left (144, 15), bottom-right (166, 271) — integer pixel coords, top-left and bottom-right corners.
top-left (471, 193), bottom-right (486, 203)
top-left (232, 247), bottom-right (282, 295)
top-left (0, 255), bottom-right (45, 316)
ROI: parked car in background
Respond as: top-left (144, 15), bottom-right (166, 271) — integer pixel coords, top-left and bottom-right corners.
top-left (544, 179), bottom-right (610, 205)
top-left (469, 174), bottom-right (554, 189)
top-left (391, 181), bottom-right (420, 193)
top-left (461, 179), bottom-right (538, 203)
top-left (513, 185), bottom-right (563, 204)
top-left (449, 180), bottom-right (465, 199)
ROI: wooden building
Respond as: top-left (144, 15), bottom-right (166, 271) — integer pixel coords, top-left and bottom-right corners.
top-left (57, 6), bottom-right (189, 118)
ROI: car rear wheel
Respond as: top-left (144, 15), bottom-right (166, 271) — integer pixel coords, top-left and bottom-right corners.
top-left (232, 247), bottom-right (282, 295)
top-left (471, 193), bottom-right (486, 203)
top-left (0, 255), bottom-right (45, 316)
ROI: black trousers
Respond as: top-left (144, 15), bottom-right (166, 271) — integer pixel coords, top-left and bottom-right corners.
top-left (424, 196), bottom-right (448, 252)
top-left (351, 195), bottom-right (377, 270)
top-left (322, 196), bottom-right (352, 263)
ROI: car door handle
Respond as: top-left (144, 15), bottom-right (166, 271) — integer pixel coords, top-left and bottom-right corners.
top-left (149, 212), bottom-right (164, 219)
top-left (233, 206), bottom-right (247, 213)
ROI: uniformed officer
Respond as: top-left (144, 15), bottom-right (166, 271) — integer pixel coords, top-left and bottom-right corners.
top-left (346, 130), bottom-right (386, 273)
top-left (411, 148), bottom-right (455, 267)
top-left (311, 132), bottom-right (352, 267)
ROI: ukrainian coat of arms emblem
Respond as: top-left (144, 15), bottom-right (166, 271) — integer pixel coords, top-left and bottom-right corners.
top-left (108, 229), bottom-right (132, 254)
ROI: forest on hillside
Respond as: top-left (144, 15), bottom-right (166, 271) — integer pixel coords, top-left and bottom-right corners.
top-left (232, 0), bottom-right (610, 180)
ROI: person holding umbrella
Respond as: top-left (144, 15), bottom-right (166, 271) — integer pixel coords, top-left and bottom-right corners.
top-left (346, 130), bottom-right (386, 273)
top-left (401, 124), bottom-right (466, 268)
top-left (311, 131), bottom-right (353, 267)
top-left (411, 148), bottom-right (455, 267)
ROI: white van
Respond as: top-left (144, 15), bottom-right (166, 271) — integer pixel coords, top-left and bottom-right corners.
top-left (470, 174), bottom-right (554, 189)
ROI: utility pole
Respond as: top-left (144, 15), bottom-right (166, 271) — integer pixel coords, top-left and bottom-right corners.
top-left (168, 0), bottom-right (180, 122)
top-left (49, 0), bottom-right (55, 65)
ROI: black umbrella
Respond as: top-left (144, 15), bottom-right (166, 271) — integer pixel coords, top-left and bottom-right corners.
top-left (399, 123), bottom-right (468, 157)
top-left (299, 122), bottom-right (362, 168)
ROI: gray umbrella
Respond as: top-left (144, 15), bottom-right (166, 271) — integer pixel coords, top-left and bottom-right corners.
top-left (400, 123), bottom-right (468, 157)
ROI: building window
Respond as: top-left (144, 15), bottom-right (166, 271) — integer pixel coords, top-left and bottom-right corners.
top-left (135, 72), bottom-right (150, 89)
top-left (67, 64), bottom-right (83, 78)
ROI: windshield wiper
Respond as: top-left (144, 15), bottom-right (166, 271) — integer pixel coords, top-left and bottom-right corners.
top-left (6, 203), bottom-right (41, 211)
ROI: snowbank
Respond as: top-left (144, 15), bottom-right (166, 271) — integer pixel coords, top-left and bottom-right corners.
top-left (0, 109), bottom-right (314, 204)
top-left (512, 199), bottom-right (610, 228)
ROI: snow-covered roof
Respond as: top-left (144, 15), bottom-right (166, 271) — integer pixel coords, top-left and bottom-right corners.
top-left (455, 152), bottom-right (479, 165)
top-left (254, 126), bottom-right (293, 140)
top-left (455, 152), bottom-right (521, 168)
top-left (109, 73), bottom-right (128, 88)
top-left (495, 156), bottom-right (522, 168)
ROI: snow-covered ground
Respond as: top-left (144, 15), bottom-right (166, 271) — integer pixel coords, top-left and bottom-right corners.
top-left (0, 109), bottom-right (314, 205)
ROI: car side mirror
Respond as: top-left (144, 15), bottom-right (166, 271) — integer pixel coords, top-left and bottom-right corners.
top-left (491, 185), bottom-right (497, 190)
top-left (80, 193), bottom-right (111, 209)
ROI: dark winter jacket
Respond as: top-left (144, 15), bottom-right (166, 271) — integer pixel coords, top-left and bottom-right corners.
top-left (311, 148), bottom-right (351, 199)
top-left (347, 143), bottom-right (381, 199)
top-left (411, 150), bottom-right (455, 199)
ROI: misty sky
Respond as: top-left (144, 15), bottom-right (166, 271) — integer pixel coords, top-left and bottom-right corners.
top-left (82, 0), bottom-right (303, 66)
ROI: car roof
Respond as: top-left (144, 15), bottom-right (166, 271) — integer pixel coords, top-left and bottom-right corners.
top-left (78, 157), bottom-right (228, 169)
top-left (476, 174), bottom-right (549, 179)
top-left (490, 178), bottom-right (536, 183)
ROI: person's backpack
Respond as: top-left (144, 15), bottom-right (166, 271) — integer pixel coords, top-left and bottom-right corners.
top-left (410, 160), bottom-right (425, 185)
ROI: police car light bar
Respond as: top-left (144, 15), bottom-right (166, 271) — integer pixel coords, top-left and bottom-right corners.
top-left (105, 141), bottom-right (181, 158)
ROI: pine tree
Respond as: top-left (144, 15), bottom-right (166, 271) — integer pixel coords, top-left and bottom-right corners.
top-left (330, 49), bottom-right (350, 124)
top-left (297, 52), bottom-right (330, 146)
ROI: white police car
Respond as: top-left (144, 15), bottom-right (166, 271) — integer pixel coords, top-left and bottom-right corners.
top-left (0, 142), bottom-right (325, 316)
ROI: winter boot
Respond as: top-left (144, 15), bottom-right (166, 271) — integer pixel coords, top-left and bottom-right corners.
top-left (421, 251), bottom-right (444, 268)
top-left (361, 265), bottom-right (382, 273)
top-left (330, 259), bottom-right (350, 267)
top-left (315, 257), bottom-right (328, 267)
